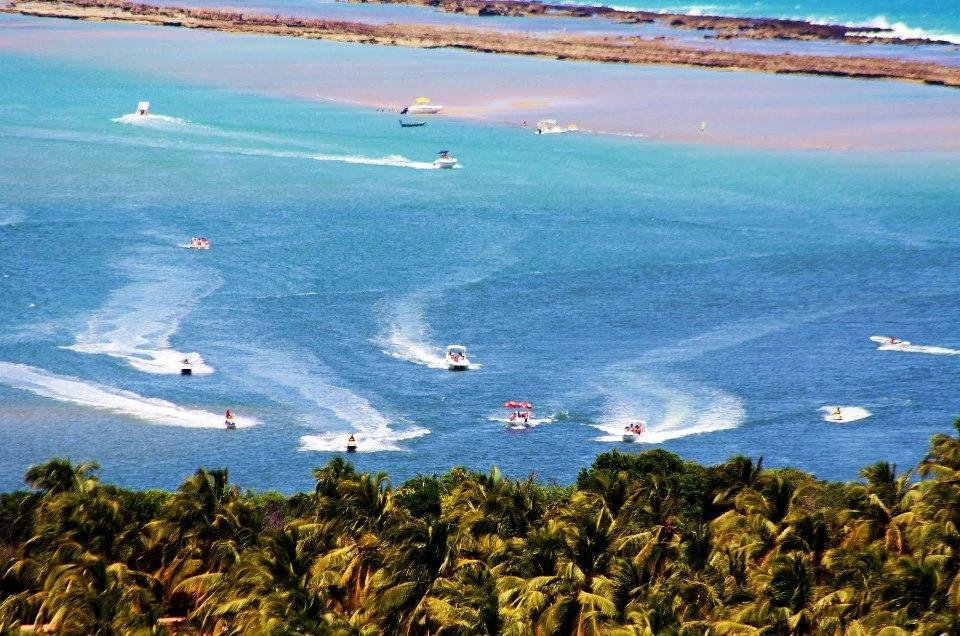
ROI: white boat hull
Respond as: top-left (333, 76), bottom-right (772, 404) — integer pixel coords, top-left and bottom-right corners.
top-left (408, 105), bottom-right (443, 115)
top-left (434, 158), bottom-right (458, 169)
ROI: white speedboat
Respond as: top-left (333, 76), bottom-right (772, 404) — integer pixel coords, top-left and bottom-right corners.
top-left (535, 119), bottom-right (578, 135)
top-left (433, 151), bottom-right (458, 169)
top-left (445, 344), bottom-right (470, 371)
top-left (405, 97), bottom-right (443, 115)
top-left (136, 101), bottom-right (150, 116)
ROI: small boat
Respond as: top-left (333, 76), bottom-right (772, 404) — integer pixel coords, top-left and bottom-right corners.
top-left (870, 335), bottom-right (909, 348)
top-left (503, 400), bottom-right (533, 427)
top-left (535, 119), bottom-right (578, 135)
top-left (180, 358), bottom-right (193, 376)
top-left (400, 119), bottom-right (427, 128)
top-left (224, 410), bottom-right (236, 429)
top-left (831, 408), bottom-right (843, 422)
top-left (346, 435), bottom-right (357, 453)
top-left (405, 97), bottom-right (443, 115)
top-left (136, 101), bottom-right (150, 116)
top-left (446, 344), bottom-right (471, 371)
top-left (186, 237), bottom-right (211, 250)
top-left (622, 421), bottom-right (645, 443)
top-left (433, 150), bottom-right (458, 169)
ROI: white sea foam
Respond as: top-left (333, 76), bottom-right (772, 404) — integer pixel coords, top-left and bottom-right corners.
top-left (19, 125), bottom-right (447, 172)
top-left (820, 405), bottom-right (871, 424)
top-left (375, 266), bottom-right (498, 370)
top-left (112, 112), bottom-right (208, 130)
top-left (0, 209), bottom-right (24, 227)
top-left (64, 256), bottom-right (219, 375)
top-left (870, 336), bottom-right (960, 356)
top-left (592, 373), bottom-right (744, 443)
top-left (0, 362), bottom-right (254, 428)
top-left (488, 414), bottom-right (555, 428)
top-left (230, 349), bottom-right (427, 452)
top-left (377, 296), bottom-right (449, 369)
top-left (845, 16), bottom-right (960, 45)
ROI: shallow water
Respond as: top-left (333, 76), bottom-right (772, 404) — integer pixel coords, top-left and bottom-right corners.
top-left (1, 43), bottom-right (959, 492)
top-left (2, 15), bottom-right (959, 151)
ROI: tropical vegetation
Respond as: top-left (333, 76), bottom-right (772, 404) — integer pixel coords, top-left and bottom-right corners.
top-left (3, 421), bottom-right (960, 634)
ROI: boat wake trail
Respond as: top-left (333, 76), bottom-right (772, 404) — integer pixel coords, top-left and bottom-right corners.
top-left (232, 348), bottom-right (427, 452)
top-left (0, 362), bottom-right (253, 428)
top-left (375, 265), bottom-right (500, 369)
top-left (108, 114), bottom-right (441, 170)
top-left (112, 112), bottom-right (210, 131)
top-left (870, 336), bottom-right (960, 356)
top-left (376, 294), bottom-right (448, 369)
top-left (0, 206), bottom-right (24, 227)
top-left (820, 405), bottom-right (872, 424)
top-left (64, 253), bottom-right (219, 375)
top-left (592, 372), bottom-right (744, 443)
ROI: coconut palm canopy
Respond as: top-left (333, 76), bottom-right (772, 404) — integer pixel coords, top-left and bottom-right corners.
top-left (2, 421), bottom-right (960, 634)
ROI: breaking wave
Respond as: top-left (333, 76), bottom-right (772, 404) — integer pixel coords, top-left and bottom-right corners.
top-left (0, 362), bottom-right (253, 428)
top-left (844, 15), bottom-right (960, 45)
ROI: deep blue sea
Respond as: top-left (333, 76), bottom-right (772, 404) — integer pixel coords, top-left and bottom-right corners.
top-left (1, 35), bottom-right (959, 492)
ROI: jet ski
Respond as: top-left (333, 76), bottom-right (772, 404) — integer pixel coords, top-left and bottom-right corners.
top-left (346, 435), bottom-right (357, 452)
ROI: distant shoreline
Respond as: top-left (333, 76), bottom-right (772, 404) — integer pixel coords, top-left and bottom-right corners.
top-left (3, 0), bottom-right (960, 88)
top-left (343, 0), bottom-right (959, 46)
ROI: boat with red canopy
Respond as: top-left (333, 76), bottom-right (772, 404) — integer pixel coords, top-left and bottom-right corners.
top-left (503, 400), bottom-right (533, 425)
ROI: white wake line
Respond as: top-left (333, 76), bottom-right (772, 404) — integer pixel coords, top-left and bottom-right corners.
top-left (0, 362), bottom-right (255, 429)
top-left (871, 336), bottom-right (960, 356)
top-left (110, 116), bottom-right (443, 170)
top-left (820, 405), bottom-right (871, 424)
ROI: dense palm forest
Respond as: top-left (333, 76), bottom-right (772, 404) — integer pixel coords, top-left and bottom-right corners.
top-left (2, 423), bottom-right (960, 635)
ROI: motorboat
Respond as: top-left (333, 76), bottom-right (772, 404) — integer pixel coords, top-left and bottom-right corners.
top-left (404, 97), bottom-right (443, 115)
top-left (622, 421), bottom-right (645, 442)
top-left (136, 101), bottom-right (150, 116)
top-left (535, 119), bottom-right (578, 135)
top-left (446, 344), bottom-right (470, 371)
top-left (870, 336), bottom-right (909, 348)
top-left (346, 435), bottom-right (357, 452)
top-left (186, 237), bottom-right (211, 250)
top-left (503, 400), bottom-right (533, 426)
top-left (224, 410), bottom-right (236, 430)
top-left (400, 119), bottom-right (426, 128)
top-left (433, 150), bottom-right (458, 169)
top-left (180, 358), bottom-right (192, 376)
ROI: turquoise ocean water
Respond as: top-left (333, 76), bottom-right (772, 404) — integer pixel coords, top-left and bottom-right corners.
top-left (1, 19), bottom-right (959, 492)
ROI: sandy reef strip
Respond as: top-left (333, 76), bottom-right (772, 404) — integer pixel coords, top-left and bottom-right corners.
top-left (3, 0), bottom-right (960, 87)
